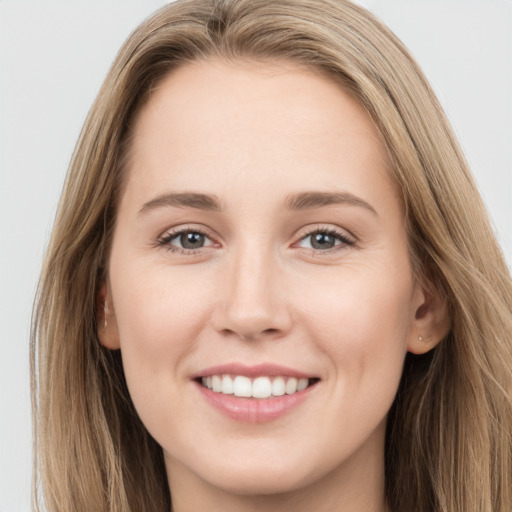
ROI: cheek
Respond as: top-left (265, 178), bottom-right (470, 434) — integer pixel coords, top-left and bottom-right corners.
top-left (109, 262), bottom-right (215, 402)
top-left (295, 262), bottom-right (414, 382)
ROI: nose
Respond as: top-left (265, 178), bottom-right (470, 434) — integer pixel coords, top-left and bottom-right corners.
top-left (211, 244), bottom-right (292, 341)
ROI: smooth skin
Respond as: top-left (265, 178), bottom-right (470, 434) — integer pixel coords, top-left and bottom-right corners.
top-left (98, 59), bottom-right (448, 512)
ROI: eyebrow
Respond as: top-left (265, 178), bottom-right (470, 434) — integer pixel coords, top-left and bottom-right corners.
top-left (285, 191), bottom-right (377, 215)
top-left (138, 190), bottom-right (377, 216)
top-left (139, 192), bottom-right (222, 214)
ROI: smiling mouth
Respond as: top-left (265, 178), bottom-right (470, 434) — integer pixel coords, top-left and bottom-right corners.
top-left (198, 375), bottom-right (319, 398)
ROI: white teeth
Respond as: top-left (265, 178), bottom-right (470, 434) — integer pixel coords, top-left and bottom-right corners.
top-left (201, 374), bottom-right (313, 398)
top-left (271, 377), bottom-right (286, 396)
top-left (233, 376), bottom-right (252, 397)
top-left (297, 378), bottom-right (308, 391)
top-left (221, 374), bottom-right (234, 394)
top-left (285, 377), bottom-right (298, 394)
top-left (252, 377), bottom-right (272, 398)
top-left (212, 375), bottom-right (222, 392)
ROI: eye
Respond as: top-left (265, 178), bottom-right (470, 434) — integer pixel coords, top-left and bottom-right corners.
top-left (297, 228), bottom-right (354, 251)
top-left (158, 228), bottom-right (215, 252)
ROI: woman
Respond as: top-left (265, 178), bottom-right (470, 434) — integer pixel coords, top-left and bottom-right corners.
top-left (31, 0), bottom-right (512, 511)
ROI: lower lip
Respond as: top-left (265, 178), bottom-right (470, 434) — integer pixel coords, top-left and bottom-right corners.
top-left (195, 381), bottom-right (316, 423)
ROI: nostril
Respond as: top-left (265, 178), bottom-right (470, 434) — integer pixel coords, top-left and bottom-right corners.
top-left (238, 328), bottom-right (282, 341)
top-left (218, 328), bottom-right (283, 341)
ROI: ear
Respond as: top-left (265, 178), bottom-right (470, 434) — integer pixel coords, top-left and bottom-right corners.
top-left (407, 278), bottom-right (450, 355)
top-left (97, 282), bottom-right (120, 350)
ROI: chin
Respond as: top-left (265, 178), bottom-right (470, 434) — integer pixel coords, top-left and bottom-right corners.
top-left (191, 450), bottom-right (328, 497)
top-left (205, 468), bottom-right (310, 497)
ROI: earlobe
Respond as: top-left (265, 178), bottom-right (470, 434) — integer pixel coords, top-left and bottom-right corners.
top-left (407, 281), bottom-right (450, 355)
top-left (408, 334), bottom-right (437, 355)
top-left (97, 283), bottom-right (121, 350)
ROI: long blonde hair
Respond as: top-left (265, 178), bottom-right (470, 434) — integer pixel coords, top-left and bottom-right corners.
top-left (32, 1), bottom-right (512, 510)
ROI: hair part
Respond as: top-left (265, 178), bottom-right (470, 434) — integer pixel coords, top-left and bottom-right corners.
top-left (32, 1), bottom-right (512, 511)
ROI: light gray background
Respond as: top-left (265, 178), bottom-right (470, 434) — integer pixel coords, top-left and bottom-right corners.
top-left (1, 1), bottom-right (511, 510)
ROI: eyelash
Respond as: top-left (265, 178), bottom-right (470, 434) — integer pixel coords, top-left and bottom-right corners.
top-left (157, 226), bottom-right (214, 255)
top-left (156, 226), bottom-right (356, 254)
top-left (295, 227), bottom-right (356, 253)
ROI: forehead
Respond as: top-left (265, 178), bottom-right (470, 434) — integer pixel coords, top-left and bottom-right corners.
top-left (122, 58), bottom-right (398, 211)
top-left (131, 58), bottom-right (384, 151)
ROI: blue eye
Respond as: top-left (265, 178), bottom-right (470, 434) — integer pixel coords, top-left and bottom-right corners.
top-left (298, 229), bottom-right (354, 250)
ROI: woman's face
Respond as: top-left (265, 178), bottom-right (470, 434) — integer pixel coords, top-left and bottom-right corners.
top-left (102, 59), bottom-right (429, 502)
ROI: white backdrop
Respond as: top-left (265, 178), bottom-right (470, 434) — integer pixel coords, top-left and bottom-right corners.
top-left (1, 1), bottom-right (510, 510)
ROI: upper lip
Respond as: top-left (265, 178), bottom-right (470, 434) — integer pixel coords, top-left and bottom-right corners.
top-left (191, 363), bottom-right (317, 380)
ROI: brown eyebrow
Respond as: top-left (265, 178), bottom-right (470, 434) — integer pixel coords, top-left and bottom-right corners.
top-left (285, 191), bottom-right (377, 215)
top-left (139, 190), bottom-right (376, 216)
top-left (139, 192), bottom-right (222, 214)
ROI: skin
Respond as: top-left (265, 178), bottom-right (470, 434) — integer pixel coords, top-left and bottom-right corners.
top-left (98, 59), bottom-right (447, 512)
